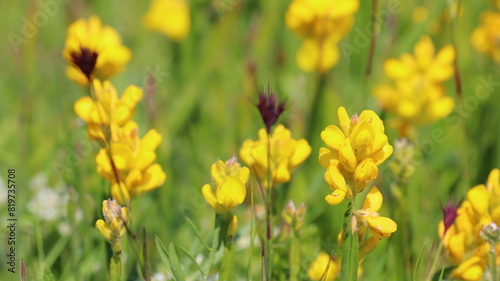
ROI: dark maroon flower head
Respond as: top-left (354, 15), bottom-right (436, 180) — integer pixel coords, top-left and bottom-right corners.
top-left (256, 86), bottom-right (286, 133)
top-left (440, 197), bottom-right (463, 236)
top-left (70, 46), bottom-right (98, 80)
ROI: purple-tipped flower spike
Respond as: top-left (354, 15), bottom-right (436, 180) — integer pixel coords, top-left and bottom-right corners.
top-left (256, 85), bottom-right (286, 134)
top-left (440, 197), bottom-right (463, 236)
top-left (70, 46), bottom-right (98, 80)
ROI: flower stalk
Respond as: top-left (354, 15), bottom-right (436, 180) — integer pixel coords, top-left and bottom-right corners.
top-left (340, 199), bottom-right (359, 281)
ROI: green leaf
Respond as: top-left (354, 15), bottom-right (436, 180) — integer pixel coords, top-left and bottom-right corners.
top-left (413, 240), bottom-right (429, 281)
top-left (155, 237), bottom-right (185, 281)
top-left (176, 244), bottom-right (206, 277)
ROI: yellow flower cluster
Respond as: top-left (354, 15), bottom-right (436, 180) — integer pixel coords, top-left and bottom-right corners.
top-left (63, 15), bottom-right (131, 85)
top-left (285, 0), bottom-right (359, 73)
top-left (439, 169), bottom-right (500, 281)
top-left (471, 11), bottom-right (500, 64)
top-left (319, 107), bottom-right (393, 205)
top-left (373, 36), bottom-right (455, 135)
top-left (143, 0), bottom-right (190, 41)
top-left (95, 199), bottom-right (129, 255)
top-left (240, 124), bottom-right (311, 188)
top-left (75, 80), bottom-right (166, 205)
top-left (202, 157), bottom-right (249, 215)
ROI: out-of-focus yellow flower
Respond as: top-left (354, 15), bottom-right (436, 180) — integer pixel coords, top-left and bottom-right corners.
top-left (143, 0), bottom-right (190, 41)
top-left (373, 36), bottom-right (455, 136)
top-left (319, 107), bottom-right (392, 205)
top-left (202, 157), bottom-right (249, 214)
top-left (95, 199), bottom-right (129, 254)
top-left (74, 80), bottom-right (143, 142)
top-left (95, 123), bottom-right (166, 205)
top-left (240, 124), bottom-right (311, 188)
top-left (63, 15), bottom-right (131, 85)
top-left (307, 252), bottom-right (339, 281)
top-left (373, 82), bottom-right (454, 126)
top-left (412, 6), bottom-right (429, 24)
top-left (285, 0), bottom-right (359, 73)
top-left (439, 169), bottom-right (500, 280)
top-left (471, 11), bottom-right (500, 64)
top-left (383, 36), bottom-right (455, 88)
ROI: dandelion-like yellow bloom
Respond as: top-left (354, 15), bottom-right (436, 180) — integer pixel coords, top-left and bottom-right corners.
top-left (471, 11), bottom-right (500, 64)
top-left (202, 157), bottom-right (249, 214)
top-left (63, 15), bottom-right (131, 85)
top-left (96, 123), bottom-right (166, 205)
top-left (74, 80), bottom-right (143, 142)
top-left (285, 0), bottom-right (359, 72)
top-left (143, 0), bottom-right (190, 41)
top-left (439, 169), bottom-right (500, 281)
top-left (240, 124), bottom-right (311, 188)
top-left (307, 252), bottom-right (339, 280)
top-left (95, 199), bottom-right (129, 254)
top-left (319, 107), bottom-right (392, 205)
top-left (373, 36), bottom-right (455, 133)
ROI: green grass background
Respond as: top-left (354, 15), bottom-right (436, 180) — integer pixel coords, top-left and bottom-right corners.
top-left (0, 0), bottom-right (499, 280)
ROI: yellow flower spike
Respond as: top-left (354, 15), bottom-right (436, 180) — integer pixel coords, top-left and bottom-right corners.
top-left (307, 252), bottom-right (339, 281)
top-left (143, 0), bottom-right (190, 41)
top-left (202, 157), bottom-right (249, 214)
top-left (239, 124), bottom-right (311, 188)
top-left (320, 107), bottom-right (392, 203)
top-left (96, 199), bottom-right (128, 255)
top-left (296, 36), bottom-right (340, 73)
top-left (63, 15), bottom-right (131, 85)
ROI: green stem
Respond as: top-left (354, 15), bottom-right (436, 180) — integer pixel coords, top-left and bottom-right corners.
top-left (220, 242), bottom-right (235, 281)
top-left (264, 135), bottom-right (273, 281)
top-left (489, 246), bottom-right (498, 281)
top-left (109, 255), bottom-right (121, 281)
top-left (340, 200), bottom-right (359, 281)
top-left (289, 232), bottom-right (300, 281)
top-left (425, 239), bottom-right (443, 281)
top-left (306, 74), bottom-right (326, 142)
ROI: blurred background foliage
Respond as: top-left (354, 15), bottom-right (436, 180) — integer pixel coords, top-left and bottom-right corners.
top-left (0, 0), bottom-right (499, 280)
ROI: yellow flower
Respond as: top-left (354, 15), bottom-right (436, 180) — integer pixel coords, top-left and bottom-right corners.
top-left (63, 15), bottom-right (131, 85)
top-left (383, 36), bottom-right (455, 86)
top-left (373, 36), bottom-right (455, 133)
top-left (307, 252), bottom-right (339, 281)
top-left (95, 123), bottom-right (166, 205)
top-left (240, 124), bottom-right (311, 188)
top-left (319, 107), bottom-right (392, 204)
top-left (202, 157), bottom-right (249, 214)
top-left (143, 0), bottom-right (190, 41)
top-left (354, 187), bottom-right (397, 239)
top-left (373, 82), bottom-right (454, 126)
top-left (471, 11), bottom-right (500, 64)
top-left (74, 80), bottom-right (143, 142)
top-left (285, 0), bottom-right (359, 72)
top-left (439, 169), bottom-right (500, 280)
top-left (95, 199), bottom-right (129, 254)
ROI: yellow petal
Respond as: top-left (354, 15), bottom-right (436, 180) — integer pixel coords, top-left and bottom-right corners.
top-left (95, 219), bottom-right (112, 241)
top-left (325, 189), bottom-right (346, 205)
top-left (142, 129), bottom-right (162, 151)
top-left (325, 164), bottom-right (348, 192)
top-left (74, 96), bottom-right (95, 122)
top-left (367, 217), bottom-right (397, 238)
top-left (111, 182), bottom-right (130, 206)
top-left (216, 176), bottom-right (246, 210)
top-left (338, 140), bottom-right (357, 173)
top-left (361, 186), bottom-right (383, 212)
top-left (290, 139), bottom-right (311, 166)
top-left (337, 107), bottom-right (351, 134)
top-left (202, 184), bottom-right (220, 212)
top-left (321, 125), bottom-right (345, 151)
top-left (467, 185), bottom-right (489, 215)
